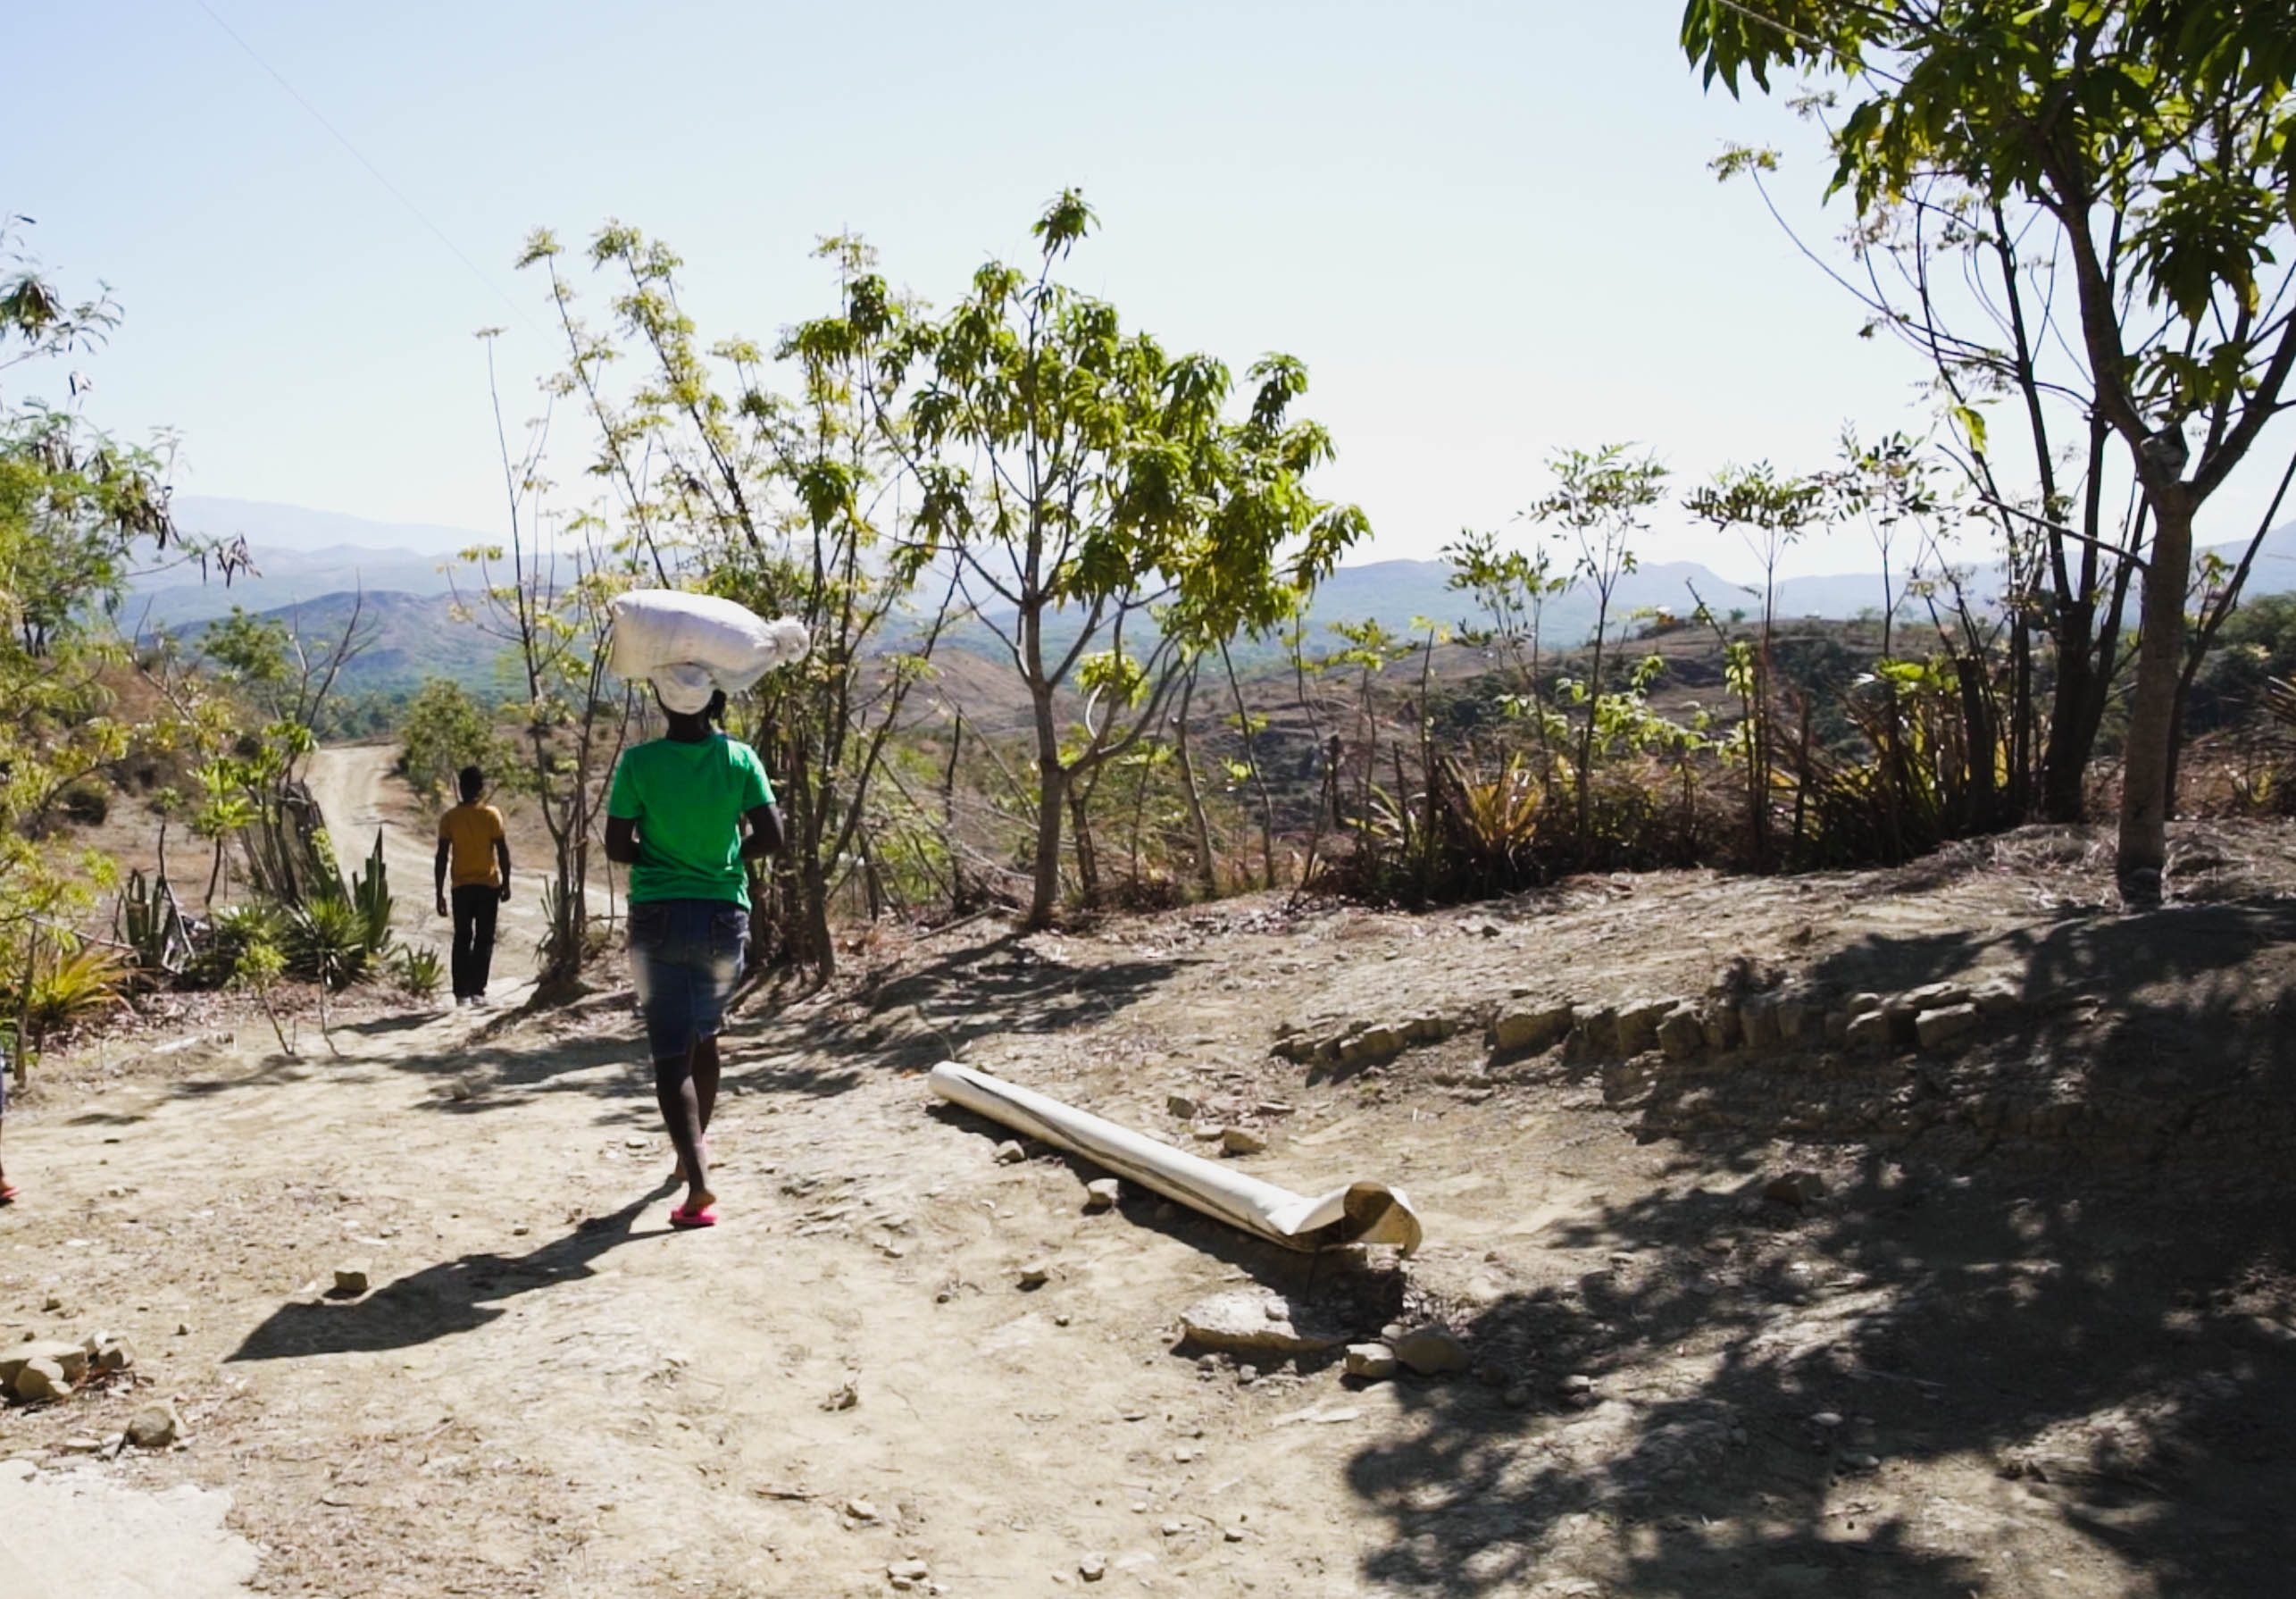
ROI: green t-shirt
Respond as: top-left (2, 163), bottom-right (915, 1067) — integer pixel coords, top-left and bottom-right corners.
top-left (606, 734), bottom-right (774, 908)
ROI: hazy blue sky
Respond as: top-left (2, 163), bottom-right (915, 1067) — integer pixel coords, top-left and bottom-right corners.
top-left (6, 2), bottom-right (2047, 579)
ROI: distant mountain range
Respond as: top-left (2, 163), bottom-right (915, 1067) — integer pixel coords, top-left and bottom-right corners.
top-left (129, 497), bottom-right (2296, 696)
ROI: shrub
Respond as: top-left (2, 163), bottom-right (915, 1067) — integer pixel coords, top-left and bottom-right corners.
top-left (20, 941), bottom-right (130, 1039)
top-left (392, 942), bottom-right (444, 1000)
top-left (58, 782), bottom-right (110, 825)
top-left (285, 893), bottom-right (376, 990)
top-left (185, 901), bottom-right (287, 989)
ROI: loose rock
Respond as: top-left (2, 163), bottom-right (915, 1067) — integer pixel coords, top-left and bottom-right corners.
top-left (12, 1358), bottom-right (69, 1402)
top-left (1488, 1001), bottom-right (1574, 1055)
top-left (1766, 1172), bottom-right (1827, 1207)
top-left (1567, 1005), bottom-right (1620, 1058)
top-left (94, 1338), bottom-right (136, 1373)
top-left (332, 1261), bottom-right (372, 1296)
top-left (1615, 997), bottom-right (1673, 1055)
top-left (1657, 1006), bottom-right (1705, 1060)
top-left (1220, 1126), bottom-right (1268, 1156)
top-left (126, 1402), bottom-right (182, 1448)
top-left (994, 1140), bottom-right (1026, 1166)
top-left (1915, 1001), bottom-right (1981, 1050)
top-left (1177, 1290), bottom-right (1346, 1355)
top-left (1344, 1343), bottom-right (1399, 1381)
top-left (1083, 1178), bottom-right (1120, 1212)
top-left (1018, 1261), bottom-right (1051, 1290)
top-left (1844, 1010), bottom-right (1892, 1053)
top-left (1, 1341), bottom-right (88, 1389)
top-left (1390, 1326), bottom-right (1471, 1377)
top-left (1080, 1554), bottom-right (1106, 1582)
top-left (1336, 1024), bottom-right (1406, 1067)
top-left (1165, 1093), bottom-right (1198, 1120)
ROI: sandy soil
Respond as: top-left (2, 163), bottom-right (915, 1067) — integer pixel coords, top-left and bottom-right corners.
top-left (5, 763), bottom-right (2296, 1597)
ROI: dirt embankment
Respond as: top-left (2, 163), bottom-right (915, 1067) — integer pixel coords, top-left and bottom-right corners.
top-left (4, 790), bottom-right (2296, 1597)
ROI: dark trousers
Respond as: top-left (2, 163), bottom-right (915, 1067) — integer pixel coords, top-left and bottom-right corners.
top-left (450, 885), bottom-right (500, 999)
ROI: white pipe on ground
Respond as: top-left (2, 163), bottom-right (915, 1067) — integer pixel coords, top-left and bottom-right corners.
top-left (929, 1060), bottom-right (1423, 1256)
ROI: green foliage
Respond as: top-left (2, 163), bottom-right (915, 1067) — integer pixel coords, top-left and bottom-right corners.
top-left (0, 219), bottom-right (239, 1030)
top-left (2188, 593), bottom-right (2296, 733)
top-left (350, 831), bottom-right (393, 958)
top-left (397, 677), bottom-right (505, 801)
top-left (283, 889), bottom-right (386, 992)
top-left (226, 927), bottom-right (296, 1058)
top-left (391, 942), bottom-right (444, 1000)
top-left (187, 901), bottom-right (286, 989)
top-left (119, 867), bottom-right (192, 975)
top-left (19, 937), bottom-right (129, 1041)
top-left (887, 192), bottom-right (1369, 925)
top-left (1683, 2), bottom-right (2296, 882)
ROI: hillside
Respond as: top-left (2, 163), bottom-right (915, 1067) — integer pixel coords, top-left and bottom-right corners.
top-left (163, 590), bottom-right (510, 699)
top-left (134, 492), bottom-right (2296, 707)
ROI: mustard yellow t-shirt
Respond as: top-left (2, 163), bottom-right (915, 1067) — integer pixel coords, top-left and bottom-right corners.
top-left (438, 802), bottom-right (506, 888)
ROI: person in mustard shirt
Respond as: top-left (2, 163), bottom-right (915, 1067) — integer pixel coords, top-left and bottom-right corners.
top-left (605, 687), bottom-right (782, 1229)
top-left (434, 765), bottom-right (512, 1008)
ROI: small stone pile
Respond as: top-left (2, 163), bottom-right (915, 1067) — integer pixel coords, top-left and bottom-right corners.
top-left (2, 1330), bottom-right (136, 1404)
top-left (1265, 967), bottom-right (2025, 1082)
top-left (1481, 970), bottom-right (2023, 1067)
top-left (1271, 1012), bottom-right (1464, 1069)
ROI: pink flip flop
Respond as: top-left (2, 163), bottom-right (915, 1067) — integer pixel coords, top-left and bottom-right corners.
top-left (670, 1203), bottom-right (718, 1229)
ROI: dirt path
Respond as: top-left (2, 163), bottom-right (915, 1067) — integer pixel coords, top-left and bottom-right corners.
top-left (6, 811), bottom-right (2296, 1595)
top-left (304, 744), bottom-right (557, 993)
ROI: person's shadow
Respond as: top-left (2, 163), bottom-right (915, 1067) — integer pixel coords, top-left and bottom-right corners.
top-left (226, 1193), bottom-right (669, 1362)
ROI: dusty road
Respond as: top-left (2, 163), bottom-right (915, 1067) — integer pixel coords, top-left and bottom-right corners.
top-left (5, 810), bottom-right (2296, 1595)
top-left (303, 743), bottom-right (558, 991)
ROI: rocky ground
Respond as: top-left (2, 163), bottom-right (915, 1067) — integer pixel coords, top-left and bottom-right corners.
top-left (5, 783), bottom-right (2296, 1597)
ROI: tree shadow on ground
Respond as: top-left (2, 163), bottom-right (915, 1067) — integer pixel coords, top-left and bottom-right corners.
top-left (1346, 900), bottom-right (2296, 1595)
top-left (720, 933), bottom-right (1191, 1100)
top-left (225, 1193), bottom-right (667, 1360)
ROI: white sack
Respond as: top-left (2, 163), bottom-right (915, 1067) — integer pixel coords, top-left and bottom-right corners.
top-left (607, 590), bottom-right (810, 700)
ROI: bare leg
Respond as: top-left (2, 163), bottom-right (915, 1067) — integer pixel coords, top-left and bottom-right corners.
top-left (653, 1055), bottom-right (712, 1211)
top-left (692, 1034), bottom-right (722, 1133)
top-left (669, 1037), bottom-right (722, 1184)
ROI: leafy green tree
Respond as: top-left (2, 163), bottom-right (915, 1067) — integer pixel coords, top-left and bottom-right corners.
top-left (1685, 461), bottom-right (1824, 863)
top-left (1530, 445), bottom-right (1668, 850)
top-left (519, 225), bottom-right (950, 979)
top-left (0, 218), bottom-right (238, 1078)
top-left (1684, 1), bottom-right (2296, 900)
top-left (454, 331), bottom-right (626, 990)
top-left (894, 192), bottom-right (1366, 926)
top-left (200, 599), bottom-right (372, 741)
top-left (397, 677), bottom-right (505, 802)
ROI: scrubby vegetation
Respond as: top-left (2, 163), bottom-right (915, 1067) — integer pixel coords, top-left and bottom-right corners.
top-left (10, 2), bottom-right (2296, 1050)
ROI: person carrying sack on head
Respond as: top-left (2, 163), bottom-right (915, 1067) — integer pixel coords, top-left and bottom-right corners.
top-left (602, 591), bottom-right (806, 1231)
top-left (435, 765), bottom-right (512, 1008)
top-left (605, 681), bottom-right (782, 1230)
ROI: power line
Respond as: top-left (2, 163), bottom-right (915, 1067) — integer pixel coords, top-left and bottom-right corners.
top-left (190, 0), bottom-right (547, 342)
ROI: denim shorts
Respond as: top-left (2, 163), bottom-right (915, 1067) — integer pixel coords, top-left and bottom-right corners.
top-left (628, 899), bottom-right (748, 1065)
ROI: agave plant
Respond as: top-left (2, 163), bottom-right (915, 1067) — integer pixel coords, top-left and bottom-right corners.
top-left (350, 830), bottom-right (394, 959)
top-left (21, 938), bottom-right (131, 1041)
top-left (392, 942), bottom-right (444, 1001)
